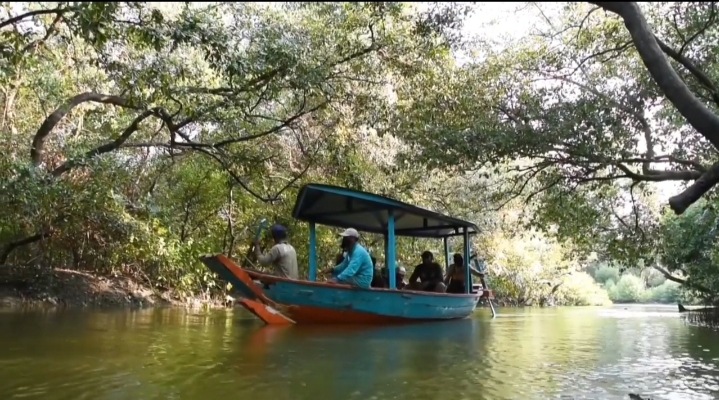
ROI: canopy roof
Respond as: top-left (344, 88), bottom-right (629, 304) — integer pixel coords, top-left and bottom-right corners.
top-left (292, 184), bottom-right (479, 238)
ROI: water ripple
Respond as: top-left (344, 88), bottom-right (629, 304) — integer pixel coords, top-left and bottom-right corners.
top-left (0, 305), bottom-right (718, 400)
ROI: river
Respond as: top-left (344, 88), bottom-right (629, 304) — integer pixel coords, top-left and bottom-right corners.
top-left (0, 304), bottom-right (718, 400)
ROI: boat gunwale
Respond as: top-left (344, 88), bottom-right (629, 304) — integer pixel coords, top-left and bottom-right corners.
top-left (244, 266), bottom-right (485, 299)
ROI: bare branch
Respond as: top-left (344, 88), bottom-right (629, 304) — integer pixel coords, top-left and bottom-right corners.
top-left (591, 1), bottom-right (719, 214)
top-left (51, 109), bottom-right (157, 177)
top-left (0, 6), bottom-right (76, 30)
top-left (652, 264), bottom-right (713, 294)
top-left (31, 92), bottom-right (141, 166)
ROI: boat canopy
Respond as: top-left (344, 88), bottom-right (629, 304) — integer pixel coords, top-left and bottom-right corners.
top-left (292, 184), bottom-right (479, 238)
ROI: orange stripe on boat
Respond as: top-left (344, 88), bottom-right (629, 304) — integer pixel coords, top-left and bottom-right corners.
top-left (215, 254), bottom-right (268, 300)
top-left (238, 298), bottom-right (295, 325)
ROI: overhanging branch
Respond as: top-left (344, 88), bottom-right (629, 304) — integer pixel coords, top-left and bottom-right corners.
top-left (590, 1), bottom-right (719, 214)
top-left (31, 92), bottom-right (142, 167)
top-left (652, 264), bottom-right (713, 295)
top-left (51, 109), bottom-right (157, 177)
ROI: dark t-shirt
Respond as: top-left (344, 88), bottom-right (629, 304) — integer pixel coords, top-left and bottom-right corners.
top-left (410, 262), bottom-right (443, 284)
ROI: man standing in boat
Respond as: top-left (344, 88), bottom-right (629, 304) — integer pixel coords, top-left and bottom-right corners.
top-left (322, 228), bottom-right (373, 289)
top-left (252, 224), bottom-right (299, 280)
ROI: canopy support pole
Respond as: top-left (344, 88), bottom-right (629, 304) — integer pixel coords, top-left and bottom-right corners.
top-left (388, 210), bottom-right (396, 289)
top-left (308, 222), bottom-right (317, 281)
top-left (444, 237), bottom-right (450, 269)
top-left (383, 234), bottom-right (388, 260)
top-left (463, 227), bottom-right (471, 294)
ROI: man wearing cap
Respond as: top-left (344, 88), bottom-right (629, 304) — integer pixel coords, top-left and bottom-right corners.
top-left (321, 228), bottom-right (373, 289)
top-left (252, 223), bottom-right (299, 280)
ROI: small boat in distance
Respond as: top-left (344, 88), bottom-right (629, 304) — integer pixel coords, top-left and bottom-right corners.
top-left (200, 183), bottom-right (496, 325)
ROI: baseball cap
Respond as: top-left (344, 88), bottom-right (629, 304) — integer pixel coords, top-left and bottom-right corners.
top-left (339, 228), bottom-right (360, 238)
top-left (270, 224), bottom-right (287, 235)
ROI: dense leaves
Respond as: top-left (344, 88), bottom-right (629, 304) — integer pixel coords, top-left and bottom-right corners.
top-left (2, 1), bottom-right (718, 306)
top-left (0, 2), bottom-right (474, 297)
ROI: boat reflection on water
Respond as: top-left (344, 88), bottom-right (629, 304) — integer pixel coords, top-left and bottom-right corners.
top-left (289, 318), bottom-right (480, 340)
top-left (235, 317), bottom-right (489, 399)
top-left (244, 318), bottom-right (483, 349)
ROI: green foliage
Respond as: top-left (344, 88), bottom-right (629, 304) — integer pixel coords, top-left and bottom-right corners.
top-left (387, 2), bottom-right (719, 303)
top-left (0, 2), bottom-right (462, 293)
top-left (594, 264), bottom-right (620, 285)
top-left (2, 2), bottom-right (713, 308)
top-left (608, 275), bottom-right (647, 303)
top-left (479, 227), bottom-right (610, 306)
top-left (555, 272), bottom-right (612, 306)
top-left (589, 263), bottom-right (687, 304)
top-left (656, 199), bottom-right (719, 303)
top-left (650, 281), bottom-right (681, 304)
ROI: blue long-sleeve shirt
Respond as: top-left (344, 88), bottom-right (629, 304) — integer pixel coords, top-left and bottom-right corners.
top-left (333, 243), bottom-right (373, 289)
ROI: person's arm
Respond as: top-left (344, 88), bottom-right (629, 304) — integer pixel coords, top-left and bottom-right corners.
top-left (408, 265), bottom-right (421, 284)
top-left (256, 245), bottom-right (280, 266)
top-left (444, 264), bottom-right (454, 285)
top-left (337, 253), bottom-right (366, 282)
top-left (323, 256), bottom-right (348, 276)
top-left (469, 265), bottom-right (485, 277)
top-left (469, 259), bottom-right (486, 277)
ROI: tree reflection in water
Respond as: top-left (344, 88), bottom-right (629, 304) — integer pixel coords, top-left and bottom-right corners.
top-left (1, 306), bottom-right (719, 400)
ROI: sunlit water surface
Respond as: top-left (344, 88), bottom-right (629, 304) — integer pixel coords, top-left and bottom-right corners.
top-left (1, 304), bottom-right (718, 400)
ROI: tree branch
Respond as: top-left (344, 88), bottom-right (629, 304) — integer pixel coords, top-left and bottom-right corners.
top-left (668, 160), bottom-right (719, 213)
top-left (654, 37), bottom-right (719, 108)
top-left (590, 2), bottom-right (719, 214)
top-left (50, 109), bottom-right (157, 177)
top-left (652, 264), bottom-right (713, 295)
top-left (0, 6), bottom-right (76, 30)
top-left (31, 92), bottom-right (141, 167)
top-left (212, 100), bottom-right (327, 148)
top-left (0, 232), bottom-right (49, 265)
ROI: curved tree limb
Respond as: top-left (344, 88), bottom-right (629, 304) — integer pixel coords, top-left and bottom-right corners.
top-left (0, 232), bottom-right (49, 265)
top-left (31, 92), bottom-right (140, 167)
top-left (668, 161), bottom-right (719, 213)
top-left (50, 109), bottom-right (157, 177)
top-left (0, 6), bottom-right (76, 30)
top-left (654, 37), bottom-right (719, 108)
top-left (590, 2), bottom-right (719, 214)
top-left (652, 264), bottom-right (713, 295)
top-left (1, 109), bottom-right (156, 262)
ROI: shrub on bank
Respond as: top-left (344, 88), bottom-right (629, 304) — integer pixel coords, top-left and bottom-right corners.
top-left (556, 272), bottom-right (612, 306)
top-left (608, 275), bottom-right (646, 303)
top-left (606, 274), bottom-right (681, 304)
top-left (594, 265), bottom-right (620, 287)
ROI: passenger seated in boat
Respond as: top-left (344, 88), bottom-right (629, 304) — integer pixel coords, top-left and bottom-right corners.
top-left (444, 253), bottom-right (485, 294)
top-left (380, 265), bottom-right (407, 289)
top-left (370, 257), bottom-right (386, 288)
top-left (321, 228), bottom-right (373, 289)
top-left (252, 224), bottom-right (299, 279)
top-left (406, 251), bottom-right (446, 292)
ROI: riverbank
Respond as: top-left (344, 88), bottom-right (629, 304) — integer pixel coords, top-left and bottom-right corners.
top-left (0, 265), bottom-right (230, 309)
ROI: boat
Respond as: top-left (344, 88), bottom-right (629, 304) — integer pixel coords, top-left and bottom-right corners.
top-left (200, 183), bottom-right (496, 325)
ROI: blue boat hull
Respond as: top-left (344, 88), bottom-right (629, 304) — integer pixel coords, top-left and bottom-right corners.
top-left (200, 254), bottom-right (481, 324)
top-left (259, 277), bottom-right (479, 324)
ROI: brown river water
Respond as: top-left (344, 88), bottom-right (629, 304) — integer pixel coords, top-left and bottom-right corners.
top-left (1, 304), bottom-right (718, 400)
